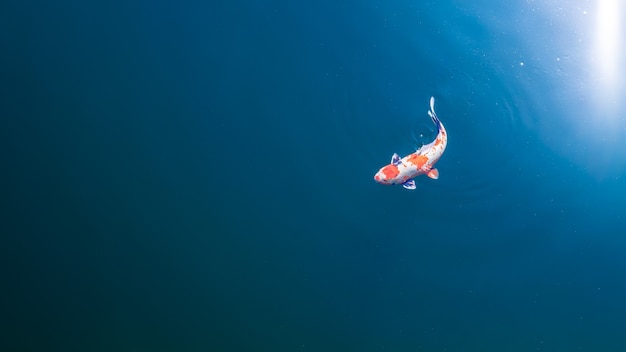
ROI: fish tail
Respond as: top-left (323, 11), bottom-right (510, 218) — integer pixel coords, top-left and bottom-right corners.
top-left (427, 96), bottom-right (442, 130)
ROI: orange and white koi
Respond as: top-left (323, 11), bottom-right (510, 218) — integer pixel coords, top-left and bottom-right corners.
top-left (374, 96), bottom-right (447, 190)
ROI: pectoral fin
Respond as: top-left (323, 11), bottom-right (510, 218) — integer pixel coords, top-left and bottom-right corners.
top-left (391, 153), bottom-right (401, 165)
top-left (426, 168), bottom-right (439, 180)
top-left (402, 179), bottom-right (416, 190)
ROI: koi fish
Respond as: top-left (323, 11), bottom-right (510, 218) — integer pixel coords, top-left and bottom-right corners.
top-left (374, 96), bottom-right (447, 190)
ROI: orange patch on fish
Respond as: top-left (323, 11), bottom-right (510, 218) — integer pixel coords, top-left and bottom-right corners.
top-left (406, 154), bottom-right (428, 168)
top-left (381, 165), bottom-right (400, 179)
top-left (434, 138), bottom-right (442, 147)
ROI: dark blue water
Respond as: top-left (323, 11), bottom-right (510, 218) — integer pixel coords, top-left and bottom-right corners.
top-left (3, 1), bottom-right (626, 351)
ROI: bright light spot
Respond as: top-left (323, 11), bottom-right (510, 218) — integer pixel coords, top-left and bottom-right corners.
top-left (592, 0), bottom-right (622, 114)
top-left (594, 0), bottom-right (620, 80)
top-left (520, 61), bottom-right (524, 66)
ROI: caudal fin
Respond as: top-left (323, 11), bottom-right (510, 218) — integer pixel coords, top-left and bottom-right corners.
top-left (428, 97), bottom-right (441, 127)
top-left (427, 96), bottom-right (442, 129)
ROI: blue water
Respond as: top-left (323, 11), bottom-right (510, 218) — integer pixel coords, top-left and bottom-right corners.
top-left (3, 1), bottom-right (626, 351)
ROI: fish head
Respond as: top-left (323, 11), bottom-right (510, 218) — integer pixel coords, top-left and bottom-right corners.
top-left (374, 164), bottom-right (400, 185)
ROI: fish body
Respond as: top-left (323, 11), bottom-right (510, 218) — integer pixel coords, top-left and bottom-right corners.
top-left (374, 96), bottom-right (447, 190)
